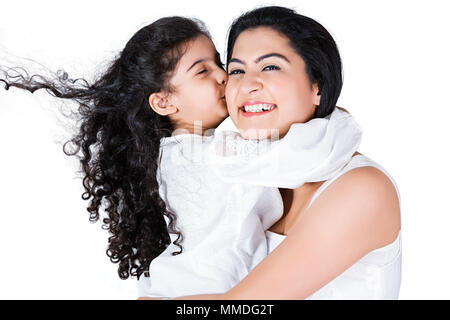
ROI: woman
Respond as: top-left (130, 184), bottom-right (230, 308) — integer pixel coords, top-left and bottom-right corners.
top-left (169, 6), bottom-right (401, 300)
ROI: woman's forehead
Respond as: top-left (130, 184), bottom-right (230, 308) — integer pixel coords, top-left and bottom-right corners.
top-left (230, 27), bottom-right (293, 61)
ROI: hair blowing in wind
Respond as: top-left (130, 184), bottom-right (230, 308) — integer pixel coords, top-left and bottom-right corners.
top-left (0, 16), bottom-right (212, 279)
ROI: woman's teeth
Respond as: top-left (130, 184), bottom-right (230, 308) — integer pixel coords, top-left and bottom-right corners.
top-left (243, 104), bottom-right (275, 112)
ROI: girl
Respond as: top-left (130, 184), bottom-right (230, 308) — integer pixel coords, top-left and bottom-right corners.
top-left (1, 16), bottom-right (285, 298)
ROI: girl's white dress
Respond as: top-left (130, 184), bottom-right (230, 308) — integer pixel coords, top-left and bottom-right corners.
top-left (137, 133), bottom-right (284, 298)
top-left (138, 108), bottom-right (364, 298)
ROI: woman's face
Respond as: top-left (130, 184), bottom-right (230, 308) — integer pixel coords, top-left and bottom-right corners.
top-left (165, 35), bottom-right (228, 133)
top-left (226, 27), bottom-right (321, 139)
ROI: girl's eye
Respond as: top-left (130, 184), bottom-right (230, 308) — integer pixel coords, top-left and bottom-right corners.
top-left (228, 69), bottom-right (244, 76)
top-left (197, 69), bottom-right (207, 75)
top-left (263, 65), bottom-right (280, 71)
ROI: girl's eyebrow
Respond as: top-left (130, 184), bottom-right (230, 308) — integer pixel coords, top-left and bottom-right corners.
top-left (186, 59), bottom-right (208, 72)
top-left (229, 53), bottom-right (290, 66)
top-left (187, 52), bottom-right (221, 72)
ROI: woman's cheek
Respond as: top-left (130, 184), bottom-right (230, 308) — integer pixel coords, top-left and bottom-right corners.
top-left (225, 80), bottom-right (236, 99)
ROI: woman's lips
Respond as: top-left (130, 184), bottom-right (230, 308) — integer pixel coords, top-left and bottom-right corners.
top-left (240, 106), bottom-right (277, 117)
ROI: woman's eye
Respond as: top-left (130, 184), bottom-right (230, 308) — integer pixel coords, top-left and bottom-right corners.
top-left (263, 65), bottom-right (280, 71)
top-left (228, 69), bottom-right (244, 75)
top-left (197, 69), bottom-right (207, 75)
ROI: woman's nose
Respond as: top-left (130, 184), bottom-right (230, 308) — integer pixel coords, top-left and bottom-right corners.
top-left (240, 73), bottom-right (262, 94)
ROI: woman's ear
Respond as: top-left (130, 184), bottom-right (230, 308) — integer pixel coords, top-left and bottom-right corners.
top-left (312, 83), bottom-right (321, 106)
top-left (148, 92), bottom-right (178, 116)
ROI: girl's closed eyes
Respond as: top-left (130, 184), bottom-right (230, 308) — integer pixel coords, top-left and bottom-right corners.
top-left (197, 68), bottom-right (207, 75)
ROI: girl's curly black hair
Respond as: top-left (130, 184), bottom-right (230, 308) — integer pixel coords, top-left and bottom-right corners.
top-left (0, 16), bottom-right (212, 280)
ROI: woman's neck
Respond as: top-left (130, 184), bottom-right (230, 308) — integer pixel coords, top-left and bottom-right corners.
top-left (270, 181), bottom-right (325, 235)
top-left (270, 151), bottom-right (362, 235)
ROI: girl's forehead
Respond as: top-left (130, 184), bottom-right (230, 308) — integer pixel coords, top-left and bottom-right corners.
top-left (180, 36), bottom-right (216, 66)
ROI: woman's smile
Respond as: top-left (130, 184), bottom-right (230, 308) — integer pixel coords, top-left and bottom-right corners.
top-left (239, 100), bottom-right (277, 117)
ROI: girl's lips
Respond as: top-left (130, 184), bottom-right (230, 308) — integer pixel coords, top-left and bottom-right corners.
top-left (240, 106), bottom-right (277, 117)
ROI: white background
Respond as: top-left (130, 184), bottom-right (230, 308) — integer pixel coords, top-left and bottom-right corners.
top-left (0, 0), bottom-right (449, 299)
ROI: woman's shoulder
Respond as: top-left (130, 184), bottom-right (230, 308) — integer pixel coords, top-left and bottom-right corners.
top-left (341, 155), bottom-right (396, 190)
top-left (309, 153), bottom-right (401, 248)
top-left (341, 154), bottom-right (400, 204)
top-left (325, 155), bottom-right (400, 213)
top-left (338, 162), bottom-right (400, 213)
top-left (310, 153), bottom-right (401, 206)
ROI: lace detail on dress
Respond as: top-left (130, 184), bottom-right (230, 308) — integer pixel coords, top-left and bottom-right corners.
top-left (213, 131), bottom-right (274, 159)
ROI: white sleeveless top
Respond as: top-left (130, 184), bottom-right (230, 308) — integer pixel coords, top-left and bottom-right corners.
top-left (265, 154), bottom-right (402, 300)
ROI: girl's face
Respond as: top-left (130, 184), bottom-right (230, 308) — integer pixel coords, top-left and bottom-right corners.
top-left (156, 35), bottom-right (228, 134)
top-left (226, 27), bottom-right (321, 139)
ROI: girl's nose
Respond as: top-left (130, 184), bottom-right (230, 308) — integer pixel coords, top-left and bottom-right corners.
top-left (216, 69), bottom-right (227, 86)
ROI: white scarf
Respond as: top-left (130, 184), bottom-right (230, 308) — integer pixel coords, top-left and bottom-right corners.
top-left (208, 107), bottom-right (363, 188)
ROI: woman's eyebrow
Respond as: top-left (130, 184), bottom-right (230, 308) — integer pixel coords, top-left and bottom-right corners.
top-left (229, 58), bottom-right (245, 65)
top-left (255, 53), bottom-right (290, 64)
top-left (229, 53), bottom-right (290, 66)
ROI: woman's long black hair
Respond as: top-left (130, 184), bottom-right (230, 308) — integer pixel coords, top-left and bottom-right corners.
top-left (226, 6), bottom-right (343, 119)
top-left (1, 16), bottom-right (212, 280)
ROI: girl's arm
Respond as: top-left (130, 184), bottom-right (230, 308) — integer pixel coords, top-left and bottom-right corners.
top-left (167, 166), bottom-right (400, 300)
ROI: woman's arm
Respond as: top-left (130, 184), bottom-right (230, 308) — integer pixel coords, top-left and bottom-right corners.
top-left (168, 166), bottom-right (401, 300)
